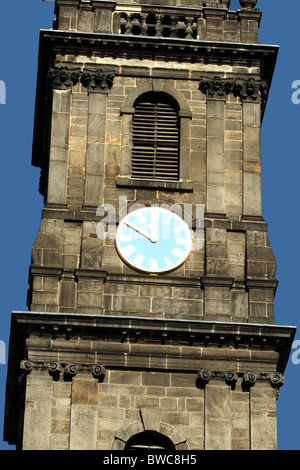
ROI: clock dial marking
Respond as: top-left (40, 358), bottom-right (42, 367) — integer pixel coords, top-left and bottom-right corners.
top-left (173, 225), bottom-right (184, 233)
top-left (172, 247), bottom-right (186, 258)
top-left (122, 244), bottom-right (135, 258)
top-left (133, 254), bottom-right (144, 267)
top-left (149, 258), bottom-right (158, 272)
top-left (164, 213), bottom-right (172, 225)
top-left (118, 233), bottom-right (132, 242)
top-left (176, 238), bottom-right (190, 245)
top-left (164, 257), bottom-right (173, 269)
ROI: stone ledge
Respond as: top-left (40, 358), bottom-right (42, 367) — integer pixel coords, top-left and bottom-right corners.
top-left (116, 176), bottom-right (194, 192)
top-left (10, 310), bottom-right (296, 351)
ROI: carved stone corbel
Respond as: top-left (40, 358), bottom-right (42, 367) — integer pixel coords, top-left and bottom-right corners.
top-left (197, 370), bottom-right (212, 384)
top-left (199, 75), bottom-right (268, 105)
top-left (199, 76), bottom-right (234, 100)
top-left (269, 373), bottom-right (284, 388)
top-left (243, 372), bottom-right (257, 386)
top-left (48, 65), bottom-right (80, 90)
top-left (92, 364), bottom-right (106, 380)
top-left (20, 359), bottom-right (34, 373)
top-left (80, 68), bottom-right (115, 93)
top-left (64, 363), bottom-right (79, 377)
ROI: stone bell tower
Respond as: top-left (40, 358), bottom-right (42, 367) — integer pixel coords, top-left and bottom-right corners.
top-left (4, 0), bottom-right (296, 450)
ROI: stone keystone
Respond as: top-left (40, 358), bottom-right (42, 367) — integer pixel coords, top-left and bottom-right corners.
top-left (140, 408), bottom-right (163, 431)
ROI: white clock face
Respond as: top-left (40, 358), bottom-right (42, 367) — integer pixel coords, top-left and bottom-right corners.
top-left (116, 207), bottom-right (192, 274)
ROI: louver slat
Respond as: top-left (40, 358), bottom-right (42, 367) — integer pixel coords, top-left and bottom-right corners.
top-left (132, 97), bottom-right (179, 180)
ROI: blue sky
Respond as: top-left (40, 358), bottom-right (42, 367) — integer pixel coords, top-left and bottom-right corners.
top-left (0, 0), bottom-right (299, 450)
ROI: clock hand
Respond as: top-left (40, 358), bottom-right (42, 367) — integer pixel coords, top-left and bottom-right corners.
top-left (124, 221), bottom-right (157, 243)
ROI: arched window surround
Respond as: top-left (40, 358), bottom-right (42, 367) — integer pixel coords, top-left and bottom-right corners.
top-left (111, 419), bottom-right (188, 450)
top-left (117, 80), bottom-right (194, 192)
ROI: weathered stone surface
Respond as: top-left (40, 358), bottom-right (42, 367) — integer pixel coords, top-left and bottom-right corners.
top-left (4, 0), bottom-right (292, 454)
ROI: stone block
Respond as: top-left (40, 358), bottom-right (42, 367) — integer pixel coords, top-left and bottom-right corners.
top-left (207, 184), bottom-right (225, 215)
top-left (142, 372), bottom-right (170, 387)
top-left (70, 405), bottom-right (97, 450)
top-left (77, 292), bottom-right (102, 308)
top-left (250, 384), bottom-right (277, 450)
top-left (243, 126), bottom-right (261, 162)
top-left (206, 258), bottom-right (227, 276)
top-left (151, 298), bottom-right (202, 316)
top-left (51, 112), bottom-right (70, 148)
top-left (162, 412), bottom-right (189, 426)
top-left (207, 137), bottom-right (224, 169)
top-left (109, 370), bottom-right (141, 385)
top-left (23, 373), bottom-right (53, 450)
top-left (205, 299), bottom-right (229, 315)
top-left (47, 160), bottom-right (67, 205)
top-left (243, 172), bottom-right (261, 216)
top-left (205, 385), bottom-right (231, 450)
top-left (207, 117), bottom-right (224, 137)
top-left (113, 295), bottom-right (151, 312)
top-left (59, 279), bottom-right (76, 308)
top-left (42, 250), bottom-right (63, 268)
top-left (84, 175), bottom-right (104, 207)
top-left (230, 290), bottom-right (248, 318)
top-left (140, 408), bottom-right (163, 431)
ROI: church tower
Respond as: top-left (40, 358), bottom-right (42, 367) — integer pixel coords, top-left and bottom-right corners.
top-left (4, 0), bottom-right (295, 450)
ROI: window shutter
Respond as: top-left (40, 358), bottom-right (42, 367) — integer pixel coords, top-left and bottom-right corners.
top-left (132, 94), bottom-right (180, 180)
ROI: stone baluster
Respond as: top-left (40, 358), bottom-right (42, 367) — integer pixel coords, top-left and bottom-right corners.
top-left (170, 16), bottom-right (179, 38)
top-left (185, 17), bottom-right (194, 39)
top-left (139, 14), bottom-right (148, 36)
top-left (239, 0), bottom-right (257, 8)
top-left (155, 14), bottom-right (164, 37)
top-left (124, 13), bottom-right (133, 35)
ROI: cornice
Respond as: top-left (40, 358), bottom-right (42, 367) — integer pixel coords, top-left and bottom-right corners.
top-left (9, 310), bottom-right (296, 369)
top-left (40, 29), bottom-right (278, 70)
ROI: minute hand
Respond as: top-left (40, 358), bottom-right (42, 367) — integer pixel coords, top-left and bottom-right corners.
top-left (125, 221), bottom-right (157, 243)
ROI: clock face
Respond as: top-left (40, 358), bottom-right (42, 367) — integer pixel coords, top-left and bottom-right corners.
top-left (116, 207), bottom-right (192, 274)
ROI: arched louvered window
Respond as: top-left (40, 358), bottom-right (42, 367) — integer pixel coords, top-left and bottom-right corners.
top-left (125, 431), bottom-right (176, 451)
top-left (131, 92), bottom-right (180, 181)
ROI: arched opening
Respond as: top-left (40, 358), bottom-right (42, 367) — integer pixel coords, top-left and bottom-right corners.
top-left (125, 430), bottom-right (176, 451)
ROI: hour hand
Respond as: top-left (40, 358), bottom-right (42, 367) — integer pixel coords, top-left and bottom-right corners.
top-left (125, 221), bottom-right (157, 243)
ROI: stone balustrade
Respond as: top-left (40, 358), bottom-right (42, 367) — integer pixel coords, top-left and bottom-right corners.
top-left (120, 12), bottom-right (198, 40)
top-left (116, 7), bottom-right (261, 43)
top-left (54, 0), bottom-right (261, 44)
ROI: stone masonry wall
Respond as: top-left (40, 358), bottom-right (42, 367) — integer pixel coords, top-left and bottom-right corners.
top-left (22, 367), bottom-right (277, 450)
top-left (28, 60), bottom-right (277, 325)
